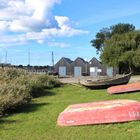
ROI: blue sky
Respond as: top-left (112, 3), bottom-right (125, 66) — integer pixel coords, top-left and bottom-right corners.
top-left (0, 0), bottom-right (140, 65)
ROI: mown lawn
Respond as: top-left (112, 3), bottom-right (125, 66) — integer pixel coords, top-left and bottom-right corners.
top-left (0, 84), bottom-right (140, 140)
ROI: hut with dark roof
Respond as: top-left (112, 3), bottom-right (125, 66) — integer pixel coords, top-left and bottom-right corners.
top-left (89, 57), bottom-right (106, 76)
top-left (54, 57), bottom-right (73, 76)
top-left (71, 57), bottom-right (89, 77)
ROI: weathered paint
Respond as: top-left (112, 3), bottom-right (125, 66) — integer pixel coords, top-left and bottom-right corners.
top-left (57, 100), bottom-right (140, 126)
top-left (107, 82), bottom-right (140, 94)
top-left (107, 67), bottom-right (113, 77)
top-left (59, 66), bottom-right (66, 76)
top-left (74, 67), bottom-right (82, 77)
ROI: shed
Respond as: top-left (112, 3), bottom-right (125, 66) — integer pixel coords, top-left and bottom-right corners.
top-left (71, 57), bottom-right (89, 77)
top-left (54, 57), bottom-right (73, 76)
top-left (89, 57), bottom-right (106, 76)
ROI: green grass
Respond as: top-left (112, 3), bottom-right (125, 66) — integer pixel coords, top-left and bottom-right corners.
top-left (0, 84), bottom-right (140, 140)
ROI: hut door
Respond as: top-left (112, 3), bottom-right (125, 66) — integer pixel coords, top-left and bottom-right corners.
top-left (90, 67), bottom-right (97, 76)
top-left (59, 66), bottom-right (66, 76)
top-left (74, 67), bottom-right (81, 77)
top-left (107, 67), bottom-right (113, 77)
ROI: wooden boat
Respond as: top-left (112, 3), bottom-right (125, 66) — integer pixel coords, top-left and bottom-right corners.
top-left (107, 82), bottom-right (140, 94)
top-left (80, 73), bottom-right (131, 89)
top-left (57, 100), bottom-right (140, 126)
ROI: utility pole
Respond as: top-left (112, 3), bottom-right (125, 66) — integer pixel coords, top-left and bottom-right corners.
top-left (28, 48), bottom-right (30, 66)
top-left (5, 51), bottom-right (7, 64)
top-left (52, 51), bottom-right (54, 71)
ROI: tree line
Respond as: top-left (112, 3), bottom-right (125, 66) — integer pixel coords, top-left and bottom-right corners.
top-left (90, 23), bottom-right (140, 74)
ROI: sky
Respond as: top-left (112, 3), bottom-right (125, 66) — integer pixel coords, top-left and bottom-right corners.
top-left (0, 0), bottom-right (140, 66)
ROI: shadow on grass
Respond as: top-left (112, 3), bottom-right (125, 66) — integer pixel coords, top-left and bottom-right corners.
top-left (31, 88), bottom-right (57, 98)
top-left (0, 119), bottom-right (18, 125)
top-left (41, 90), bottom-right (56, 97)
top-left (7, 102), bottom-right (50, 115)
top-left (0, 102), bottom-right (50, 125)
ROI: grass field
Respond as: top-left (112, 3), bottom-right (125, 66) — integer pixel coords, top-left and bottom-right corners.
top-left (0, 84), bottom-right (140, 140)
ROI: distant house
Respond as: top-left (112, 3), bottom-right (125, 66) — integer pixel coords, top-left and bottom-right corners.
top-left (71, 57), bottom-right (89, 77)
top-left (89, 57), bottom-right (106, 76)
top-left (21, 65), bottom-right (52, 75)
top-left (54, 57), bottom-right (73, 76)
top-left (0, 63), bottom-right (11, 68)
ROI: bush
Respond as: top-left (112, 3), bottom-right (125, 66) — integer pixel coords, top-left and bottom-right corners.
top-left (0, 68), bottom-right (61, 115)
top-left (29, 75), bottom-right (61, 97)
top-left (0, 81), bottom-right (31, 115)
top-left (0, 68), bottom-right (26, 80)
top-left (0, 69), bottom-right (31, 115)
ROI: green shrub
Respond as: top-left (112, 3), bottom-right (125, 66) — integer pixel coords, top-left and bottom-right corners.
top-left (29, 75), bottom-right (61, 97)
top-left (0, 68), bottom-right (61, 115)
top-left (0, 82), bottom-right (31, 115)
top-left (0, 69), bottom-right (31, 115)
top-left (0, 68), bottom-right (26, 81)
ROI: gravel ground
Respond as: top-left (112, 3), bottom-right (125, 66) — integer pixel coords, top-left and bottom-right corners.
top-left (59, 75), bottom-right (140, 84)
top-left (130, 75), bottom-right (140, 83)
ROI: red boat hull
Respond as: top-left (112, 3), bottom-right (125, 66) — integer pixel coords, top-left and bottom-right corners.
top-left (107, 82), bottom-right (140, 94)
top-left (57, 100), bottom-right (140, 126)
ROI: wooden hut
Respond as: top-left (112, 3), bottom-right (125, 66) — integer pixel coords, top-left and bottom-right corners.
top-left (54, 57), bottom-right (73, 76)
top-left (89, 57), bottom-right (106, 76)
top-left (89, 57), bottom-right (119, 76)
top-left (71, 57), bottom-right (89, 77)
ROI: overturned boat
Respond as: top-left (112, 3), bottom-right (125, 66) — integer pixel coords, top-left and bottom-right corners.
top-left (57, 99), bottom-right (140, 126)
top-left (80, 73), bottom-right (131, 89)
top-left (107, 82), bottom-right (140, 94)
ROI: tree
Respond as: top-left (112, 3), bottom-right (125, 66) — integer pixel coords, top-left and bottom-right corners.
top-left (100, 31), bottom-right (140, 72)
top-left (111, 23), bottom-right (135, 36)
top-left (90, 28), bottom-right (111, 53)
top-left (90, 23), bottom-right (135, 54)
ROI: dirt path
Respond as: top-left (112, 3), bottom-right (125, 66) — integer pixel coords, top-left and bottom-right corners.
top-left (59, 75), bottom-right (140, 84)
top-left (130, 75), bottom-right (140, 83)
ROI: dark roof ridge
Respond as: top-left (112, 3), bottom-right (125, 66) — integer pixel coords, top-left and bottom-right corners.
top-left (76, 57), bottom-right (87, 62)
top-left (62, 57), bottom-right (73, 64)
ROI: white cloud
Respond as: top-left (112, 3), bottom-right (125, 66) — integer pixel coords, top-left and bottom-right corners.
top-left (54, 16), bottom-right (89, 36)
top-left (55, 16), bottom-right (70, 27)
top-left (0, 21), bottom-right (9, 31)
top-left (0, 34), bottom-right (27, 47)
top-left (0, 0), bottom-right (60, 32)
top-left (37, 40), bottom-right (44, 44)
top-left (26, 0), bottom-right (60, 20)
top-left (47, 42), bottom-right (70, 48)
top-left (0, 0), bottom-right (88, 48)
